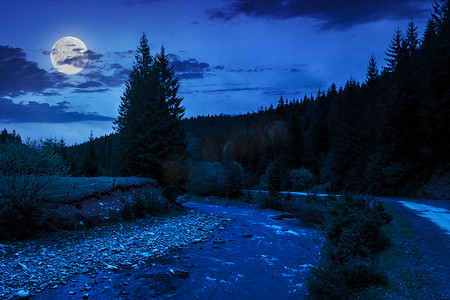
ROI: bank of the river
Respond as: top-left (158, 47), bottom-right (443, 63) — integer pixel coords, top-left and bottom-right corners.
top-left (19, 197), bottom-right (323, 299)
top-left (0, 210), bottom-right (229, 299)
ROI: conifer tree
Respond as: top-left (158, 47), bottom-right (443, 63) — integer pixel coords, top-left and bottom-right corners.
top-left (385, 28), bottom-right (405, 72)
top-left (365, 54), bottom-right (379, 84)
top-left (82, 131), bottom-right (98, 177)
top-left (404, 20), bottom-right (419, 56)
top-left (114, 34), bottom-right (188, 200)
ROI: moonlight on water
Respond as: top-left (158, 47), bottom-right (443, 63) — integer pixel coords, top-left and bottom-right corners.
top-left (51, 36), bottom-right (88, 75)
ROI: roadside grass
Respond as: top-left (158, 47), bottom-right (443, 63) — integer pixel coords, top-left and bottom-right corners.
top-left (364, 204), bottom-right (437, 299)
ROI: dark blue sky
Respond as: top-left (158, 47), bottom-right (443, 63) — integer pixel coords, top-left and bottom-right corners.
top-left (0, 0), bottom-right (435, 144)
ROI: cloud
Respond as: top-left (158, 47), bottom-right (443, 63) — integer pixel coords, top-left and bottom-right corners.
top-left (72, 88), bottom-right (110, 94)
top-left (190, 87), bottom-right (265, 94)
top-left (177, 73), bottom-right (206, 80)
top-left (80, 68), bottom-right (130, 89)
top-left (75, 81), bottom-right (104, 89)
top-left (86, 50), bottom-right (104, 61)
top-left (74, 50), bottom-right (131, 91)
top-left (0, 46), bottom-right (56, 96)
top-left (57, 54), bottom-right (88, 68)
top-left (112, 50), bottom-right (134, 59)
top-left (169, 55), bottom-right (211, 80)
top-left (0, 98), bottom-right (114, 123)
top-left (226, 66), bottom-right (273, 72)
top-left (209, 0), bottom-right (434, 29)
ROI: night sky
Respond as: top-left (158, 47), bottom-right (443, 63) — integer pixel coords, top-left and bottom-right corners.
top-left (0, 0), bottom-right (435, 144)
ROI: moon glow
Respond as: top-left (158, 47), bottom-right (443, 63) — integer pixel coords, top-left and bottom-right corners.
top-left (51, 37), bottom-right (88, 75)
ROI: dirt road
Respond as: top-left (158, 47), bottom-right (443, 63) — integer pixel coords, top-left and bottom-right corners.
top-left (378, 197), bottom-right (450, 298)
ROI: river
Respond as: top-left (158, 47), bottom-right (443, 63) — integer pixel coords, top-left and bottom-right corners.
top-left (32, 200), bottom-right (321, 299)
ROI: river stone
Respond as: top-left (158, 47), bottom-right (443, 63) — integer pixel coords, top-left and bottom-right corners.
top-left (170, 268), bottom-right (189, 279)
top-left (105, 264), bottom-right (118, 270)
top-left (9, 289), bottom-right (31, 300)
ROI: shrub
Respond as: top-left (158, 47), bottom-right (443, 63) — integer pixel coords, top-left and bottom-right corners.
top-left (261, 192), bottom-right (327, 226)
top-left (307, 256), bottom-right (387, 299)
top-left (289, 168), bottom-right (315, 191)
top-left (120, 201), bottom-right (135, 220)
top-left (307, 195), bottom-right (391, 299)
top-left (120, 186), bottom-right (172, 219)
top-left (0, 139), bottom-right (70, 239)
top-left (0, 139), bottom-right (70, 202)
top-left (84, 215), bottom-right (102, 228)
top-left (187, 161), bottom-right (244, 197)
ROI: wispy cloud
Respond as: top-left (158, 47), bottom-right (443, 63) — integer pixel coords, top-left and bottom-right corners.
top-left (0, 98), bottom-right (114, 123)
top-left (169, 55), bottom-right (211, 79)
top-left (0, 46), bottom-right (56, 96)
top-left (209, 0), bottom-right (434, 30)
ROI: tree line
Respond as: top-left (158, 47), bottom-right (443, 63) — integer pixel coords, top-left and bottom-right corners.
top-left (4, 0), bottom-right (448, 197)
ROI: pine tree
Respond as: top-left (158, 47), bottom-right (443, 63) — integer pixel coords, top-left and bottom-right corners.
top-left (385, 28), bottom-right (405, 72)
top-left (365, 54), bottom-right (379, 84)
top-left (153, 45), bottom-right (189, 197)
top-left (82, 131), bottom-right (98, 177)
top-left (404, 20), bottom-right (419, 56)
top-left (114, 33), bottom-right (154, 175)
top-left (114, 34), bottom-right (188, 200)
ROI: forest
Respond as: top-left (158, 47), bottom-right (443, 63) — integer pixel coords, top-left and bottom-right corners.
top-left (3, 1), bottom-right (448, 199)
top-left (60, 2), bottom-right (449, 198)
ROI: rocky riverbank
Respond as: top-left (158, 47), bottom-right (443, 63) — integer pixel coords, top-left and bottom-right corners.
top-left (0, 210), bottom-right (230, 299)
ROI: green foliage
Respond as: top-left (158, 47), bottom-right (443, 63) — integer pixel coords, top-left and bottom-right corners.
top-left (120, 186), bottom-right (172, 220)
top-left (180, 2), bottom-right (450, 196)
top-left (0, 128), bottom-right (21, 144)
top-left (307, 256), bottom-right (387, 300)
top-left (187, 161), bottom-right (244, 197)
top-left (81, 131), bottom-right (98, 177)
top-left (307, 195), bottom-right (392, 299)
top-left (289, 168), bottom-right (315, 191)
top-left (50, 0), bottom-right (450, 198)
top-left (114, 34), bottom-right (188, 200)
top-left (261, 193), bottom-right (328, 226)
top-left (0, 139), bottom-right (70, 239)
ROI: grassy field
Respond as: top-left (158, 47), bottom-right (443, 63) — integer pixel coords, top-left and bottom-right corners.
top-left (48, 176), bottom-right (155, 202)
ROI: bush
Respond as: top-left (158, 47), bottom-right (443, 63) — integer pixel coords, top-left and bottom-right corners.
top-left (120, 186), bottom-right (172, 219)
top-left (0, 139), bottom-right (70, 240)
top-left (187, 161), bottom-right (244, 197)
top-left (307, 256), bottom-right (387, 299)
top-left (290, 168), bottom-right (315, 191)
top-left (261, 192), bottom-right (328, 226)
top-left (306, 195), bottom-right (391, 299)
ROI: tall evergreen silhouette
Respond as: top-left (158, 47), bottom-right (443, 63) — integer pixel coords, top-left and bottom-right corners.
top-left (114, 34), bottom-right (188, 199)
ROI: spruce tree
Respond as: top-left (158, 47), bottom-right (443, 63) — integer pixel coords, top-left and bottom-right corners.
top-left (82, 131), bottom-right (98, 177)
top-left (114, 34), bottom-right (188, 200)
top-left (365, 54), bottom-right (379, 84)
top-left (385, 28), bottom-right (405, 72)
top-left (404, 20), bottom-right (419, 56)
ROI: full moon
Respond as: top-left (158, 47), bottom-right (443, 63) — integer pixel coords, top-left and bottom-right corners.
top-left (51, 37), bottom-right (88, 75)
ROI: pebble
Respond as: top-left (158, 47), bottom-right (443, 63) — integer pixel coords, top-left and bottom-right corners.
top-left (0, 211), bottom-right (229, 299)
